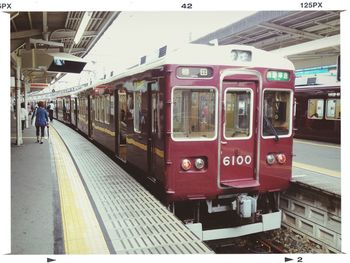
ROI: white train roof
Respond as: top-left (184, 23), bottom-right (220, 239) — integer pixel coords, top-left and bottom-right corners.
top-left (32, 44), bottom-right (295, 99)
top-left (108, 44), bottom-right (295, 83)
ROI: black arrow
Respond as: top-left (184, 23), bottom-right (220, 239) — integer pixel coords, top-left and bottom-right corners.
top-left (47, 258), bottom-right (56, 263)
top-left (285, 257), bottom-right (293, 262)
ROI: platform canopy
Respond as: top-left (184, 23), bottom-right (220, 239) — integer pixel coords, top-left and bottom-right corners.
top-left (10, 11), bottom-right (121, 87)
top-left (193, 11), bottom-right (340, 69)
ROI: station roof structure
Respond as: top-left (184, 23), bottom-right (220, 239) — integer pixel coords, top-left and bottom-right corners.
top-left (10, 11), bottom-right (120, 84)
top-left (10, 11), bottom-right (340, 90)
top-left (193, 11), bottom-right (340, 69)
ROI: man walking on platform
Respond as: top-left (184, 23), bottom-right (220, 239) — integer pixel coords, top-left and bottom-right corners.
top-left (48, 101), bottom-right (55, 122)
top-left (20, 102), bottom-right (28, 131)
top-left (33, 101), bottom-right (49, 144)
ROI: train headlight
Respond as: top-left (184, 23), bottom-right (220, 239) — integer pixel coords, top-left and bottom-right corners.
top-left (194, 158), bottom-right (205, 170)
top-left (276, 153), bottom-right (287, 164)
top-left (181, 159), bottom-right (192, 171)
top-left (266, 154), bottom-right (276, 165)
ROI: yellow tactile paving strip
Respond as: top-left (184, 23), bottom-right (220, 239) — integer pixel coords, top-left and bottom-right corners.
top-left (293, 161), bottom-right (340, 178)
top-left (50, 127), bottom-right (110, 254)
top-left (52, 121), bottom-right (213, 254)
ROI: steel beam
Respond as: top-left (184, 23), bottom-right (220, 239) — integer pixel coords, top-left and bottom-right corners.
top-left (27, 12), bottom-right (33, 29)
top-left (259, 22), bottom-right (323, 40)
top-left (271, 34), bottom-right (340, 57)
top-left (50, 30), bottom-right (97, 40)
top-left (192, 11), bottom-right (295, 44)
top-left (11, 19), bottom-right (17, 32)
top-left (43, 12), bottom-right (48, 41)
top-left (29, 38), bottom-right (64, 47)
top-left (11, 29), bottom-right (42, 40)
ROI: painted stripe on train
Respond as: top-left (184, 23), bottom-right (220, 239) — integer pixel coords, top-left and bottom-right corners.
top-left (126, 137), bottom-right (164, 158)
top-left (92, 123), bottom-right (115, 136)
top-left (75, 121), bottom-right (165, 159)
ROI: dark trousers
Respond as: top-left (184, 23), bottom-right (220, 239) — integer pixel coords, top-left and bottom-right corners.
top-left (36, 125), bottom-right (45, 137)
top-left (21, 120), bottom-right (25, 131)
top-left (49, 110), bottom-right (54, 122)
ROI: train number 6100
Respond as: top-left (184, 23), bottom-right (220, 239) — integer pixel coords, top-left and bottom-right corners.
top-left (223, 155), bottom-right (252, 166)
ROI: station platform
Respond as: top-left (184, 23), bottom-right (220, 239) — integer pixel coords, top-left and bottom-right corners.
top-left (291, 139), bottom-right (341, 197)
top-left (11, 116), bottom-right (341, 254)
top-left (11, 116), bottom-right (56, 254)
top-left (11, 117), bottom-right (212, 254)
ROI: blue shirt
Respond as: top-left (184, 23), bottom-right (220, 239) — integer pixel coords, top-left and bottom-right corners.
top-left (35, 107), bottom-right (48, 126)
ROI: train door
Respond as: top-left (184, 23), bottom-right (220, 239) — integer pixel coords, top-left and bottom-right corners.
top-left (116, 90), bottom-right (127, 161)
top-left (68, 98), bottom-right (72, 124)
top-left (70, 99), bottom-right (74, 125)
top-left (147, 82), bottom-right (158, 176)
top-left (62, 99), bottom-right (66, 121)
top-left (218, 70), bottom-right (260, 188)
top-left (88, 95), bottom-right (93, 138)
top-left (74, 97), bottom-right (78, 126)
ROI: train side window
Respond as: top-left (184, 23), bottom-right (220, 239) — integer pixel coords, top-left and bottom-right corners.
top-left (65, 99), bottom-right (70, 111)
top-left (134, 91), bottom-right (142, 133)
top-left (263, 90), bottom-right (292, 137)
top-left (98, 97), bottom-right (101, 121)
top-left (84, 97), bottom-right (88, 117)
top-left (105, 95), bottom-right (110, 124)
top-left (307, 99), bottom-right (324, 119)
top-left (101, 96), bottom-right (105, 122)
top-left (224, 89), bottom-right (252, 139)
top-left (151, 93), bottom-right (157, 133)
top-left (172, 87), bottom-right (217, 140)
top-left (93, 97), bottom-right (97, 121)
top-left (325, 99), bottom-right (340, 120)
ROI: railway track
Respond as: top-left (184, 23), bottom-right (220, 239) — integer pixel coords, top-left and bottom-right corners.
top-left (207, 226), bottom-right (324, 253)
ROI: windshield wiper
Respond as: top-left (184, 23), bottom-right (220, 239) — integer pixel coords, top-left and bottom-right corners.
top-left (264, 116), bottom-right (279, 142)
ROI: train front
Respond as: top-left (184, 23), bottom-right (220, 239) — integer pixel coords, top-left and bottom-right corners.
top-left (163, 44), bottom-right (295, 240)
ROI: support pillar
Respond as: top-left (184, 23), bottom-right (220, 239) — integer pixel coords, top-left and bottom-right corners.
top-left (24, 81), bottom-right (29, 128)
top-left (15, 56), bottom-right (22, 146)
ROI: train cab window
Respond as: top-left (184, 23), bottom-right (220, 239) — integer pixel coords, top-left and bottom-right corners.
top-left (325, 99), bottom-right (340, 120)
top-left (263, 90), bottom-right (292, 138)
top-left (307, 99), bottom-right (324, 119)
top-left (224, 89), bottom-right (252, 139)
top-left (172, 87), bottom-right (216, 140)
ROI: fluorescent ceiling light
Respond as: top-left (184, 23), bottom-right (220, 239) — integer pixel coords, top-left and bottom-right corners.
top-left (73, 12), bottom-right (92, 44)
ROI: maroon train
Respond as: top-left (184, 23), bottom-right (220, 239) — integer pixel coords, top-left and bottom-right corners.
top-left (54, 44), bottom-right (295, 240)
top-left (294, 83), bottom-right (340, 144)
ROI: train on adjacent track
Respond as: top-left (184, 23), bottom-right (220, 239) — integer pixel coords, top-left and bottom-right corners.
top-left (52, 44), bottom-right (295, 240)
top-left (294, 78), bottom-right (340, 144)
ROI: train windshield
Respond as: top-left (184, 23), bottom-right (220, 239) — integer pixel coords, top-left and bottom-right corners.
top-left (263, 90), bottom-right (291, 137)
top-left (172, 87), bottom-right (216, 140)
